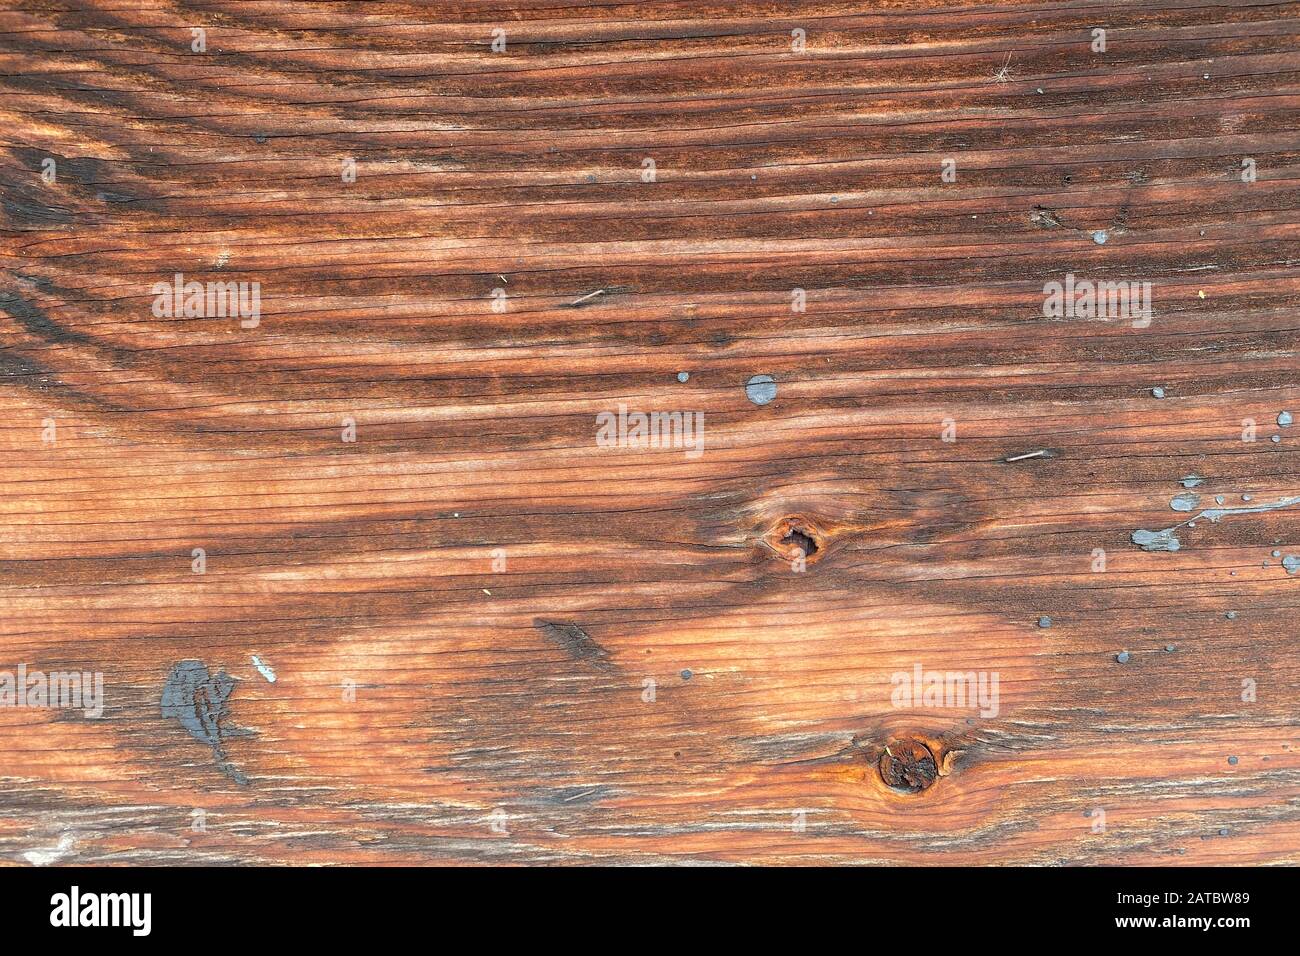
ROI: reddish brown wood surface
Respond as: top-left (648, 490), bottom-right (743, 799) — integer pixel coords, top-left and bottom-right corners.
top-left (1, 0), bottom-right (1299, 865)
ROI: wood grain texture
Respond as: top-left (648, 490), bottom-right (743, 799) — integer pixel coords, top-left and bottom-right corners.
top-left (1, 0), bottom-right (1298, 866)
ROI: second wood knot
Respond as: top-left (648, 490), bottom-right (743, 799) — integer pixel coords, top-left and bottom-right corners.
top-left (764, 515), bottom-right (825, 567)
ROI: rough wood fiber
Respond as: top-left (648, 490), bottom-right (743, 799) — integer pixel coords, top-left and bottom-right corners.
top-left (1, 0), bottom-right (1298, 866)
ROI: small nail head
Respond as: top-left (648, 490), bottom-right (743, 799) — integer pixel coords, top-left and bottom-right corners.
top-left (745, 374), bottom-right (777, 405)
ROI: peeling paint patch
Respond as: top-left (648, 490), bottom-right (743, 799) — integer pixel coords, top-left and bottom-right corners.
top-left (161, 660), bottom-right (250, 785)
top-left (22, 833), bottom-right (76, 866)
top-left (1180, 475), bottom-right (1203, 488)
top-left (1131, 528), bottom-right (1180, 552)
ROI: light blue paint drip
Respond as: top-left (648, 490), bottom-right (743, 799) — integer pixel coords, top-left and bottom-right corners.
top-left (1131, 497), bottom-right (1300, 554)
top-left (1279, 411), bottom-right (1293, 427)
top-left (1180, 475), bottom-right (1203, 488)
top-left (1150, 387), bottom-right (1165, 399)
top-left (251, 655), bottom-right (277, 683)
top-left (1199, 496), bottom-right (1300, 522)
top-left (1170, 493), bottom-right (1200, 512)
top-left (1284, 556), bottom-right (1300, 575)
top-left (1092, 230), bottom-right (1108, 244)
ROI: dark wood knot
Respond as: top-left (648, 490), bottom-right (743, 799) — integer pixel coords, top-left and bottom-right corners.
top-left (879, 738), bottom-right (938, 793)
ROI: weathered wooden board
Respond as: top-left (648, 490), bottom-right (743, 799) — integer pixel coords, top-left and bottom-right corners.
top-left (1, 0), bottom-right (1298, 866)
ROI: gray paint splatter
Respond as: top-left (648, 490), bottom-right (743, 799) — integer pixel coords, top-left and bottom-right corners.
top-left (745, 374), bottom-right (777, 405)
top-left (1132, 496), bottom-right (1300, 553)
top-left (1170, 493), bottom-right (1200, 512)
top-left (161, 660), bottom-right (250, 785)
top-left (1284, 556), bottom-right (1300, 575)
